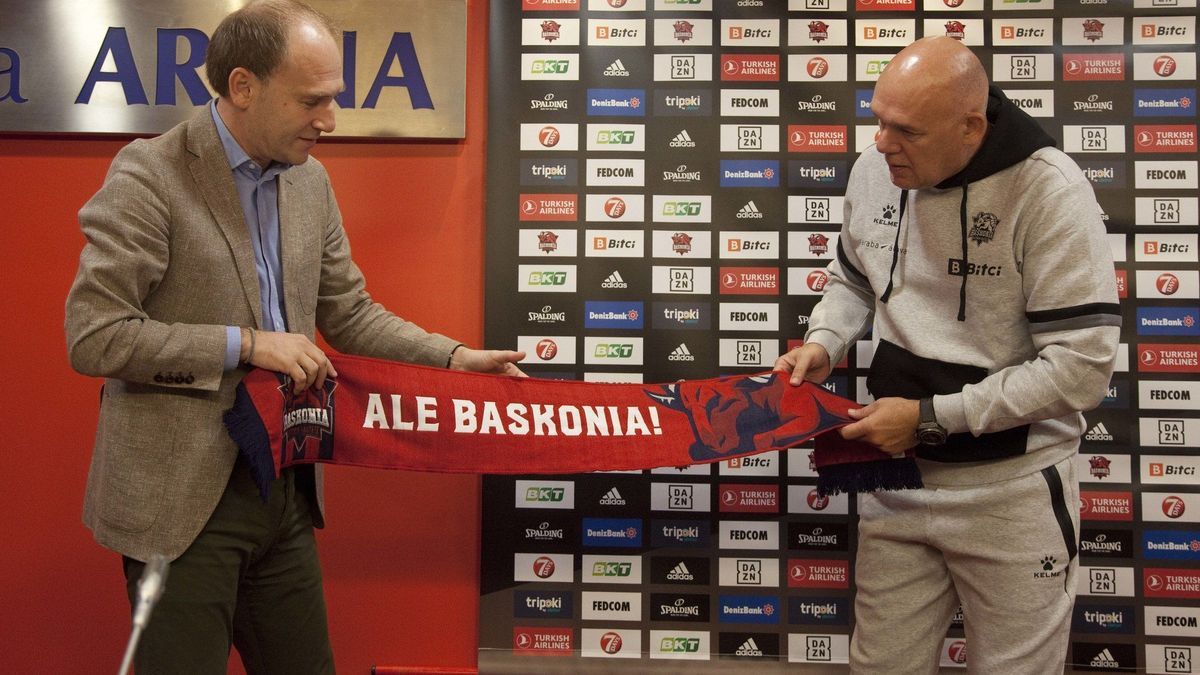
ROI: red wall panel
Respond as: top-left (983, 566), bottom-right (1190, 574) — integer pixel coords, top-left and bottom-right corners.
top-left (0, 1), bottom-right (488, 672)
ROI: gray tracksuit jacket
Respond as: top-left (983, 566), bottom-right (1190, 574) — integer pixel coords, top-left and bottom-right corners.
top-left (804, 86), bottom-right (1122, 486)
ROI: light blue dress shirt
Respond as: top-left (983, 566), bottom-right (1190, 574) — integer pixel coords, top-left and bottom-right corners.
top-left (211, 100), bottom-right (293, 369)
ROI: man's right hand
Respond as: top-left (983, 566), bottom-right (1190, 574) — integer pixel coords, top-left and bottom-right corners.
top-left (244, 329), bottom-right (337, 394)
top-left (773, 342), bottom-right (831, 386)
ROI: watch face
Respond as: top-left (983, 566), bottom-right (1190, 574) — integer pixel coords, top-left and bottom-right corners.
top-left (918, 427), bottom-right (947, 446)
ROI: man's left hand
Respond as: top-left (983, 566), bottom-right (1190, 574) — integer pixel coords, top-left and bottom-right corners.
top-left (838, 397), bottom-right (920, 454)
top-left (449, 347), bottom-right (528, 377)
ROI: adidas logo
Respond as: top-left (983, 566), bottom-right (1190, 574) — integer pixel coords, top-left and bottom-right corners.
top-left (668, 343), bottom-right (696, 362)
top-left (599, 487), bottom-right (626, 505)
top-left (1089, 648), bottom-right (1118, 668)
top-left (601, 270), bottom-right (628, 289)
top-left (666, 562), bottom-right (694, 581)
top-left (604, 59), bottom-right (630, 77)
top-left (1085, 423), bottom-right (1114, 442)
top-left (736, 200), bottom-right (763, 219)
top-left (735, 638), bottom-right (764, 657)
top-left (669, 130), bottom-right (696, 148)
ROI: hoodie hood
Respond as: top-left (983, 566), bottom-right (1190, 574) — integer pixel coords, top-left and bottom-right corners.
top-left (935, 84), bottom-right (1057, 189)
top-left (880, 85), bottom-right (1058, 322)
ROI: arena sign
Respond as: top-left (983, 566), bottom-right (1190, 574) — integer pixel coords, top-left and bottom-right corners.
top-left (0, 0), bottom-right (465, 137)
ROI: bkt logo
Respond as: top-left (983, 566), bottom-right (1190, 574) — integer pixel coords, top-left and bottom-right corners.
top-left (531, 59), bottom-right (572, 74)
top-left (594, 344), bottom-right (634, 358)
top-left (593, 561), bottom-right (633, 577)
top-left (527, 487), bottom-right (564, 502)
top-left (597, 130), bottom-right (636, 144)
top-left (663, 202), bottom-right (703, 217)
top-left (528, 271), bottom-right (568, 286)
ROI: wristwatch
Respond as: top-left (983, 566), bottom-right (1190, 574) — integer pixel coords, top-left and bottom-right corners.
top-left (916, 397), bottom-right (948, 446)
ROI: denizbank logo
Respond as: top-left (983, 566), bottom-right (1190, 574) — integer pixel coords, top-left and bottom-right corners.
top-left (1143, 530), bottom-right (1200, 561)
top-left (584, 301), bottom-right (644, 329)
top-left (1136, 307), bottom-right (1200, 336)
top-left (720, 160), bottom-right (779, 187)
top-left (719, 595), bottom-right (781, 624)
top-left (582, 518), bottom-right (643, 547)
top-left (587, 88), bottom-right (645, 116)
top-left (1135, 88), bottom-right (1197, 117)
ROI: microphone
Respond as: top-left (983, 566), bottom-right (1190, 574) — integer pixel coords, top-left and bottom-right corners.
top-left (118, 554), bottom-right (170, 675)
top-left (132, 554), bottom-right (169, 629)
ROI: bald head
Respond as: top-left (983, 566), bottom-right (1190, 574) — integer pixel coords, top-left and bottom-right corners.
top-left (868, 37), bottom-right (991, 189)
top-left (878, 37), bottom-right (989, 118)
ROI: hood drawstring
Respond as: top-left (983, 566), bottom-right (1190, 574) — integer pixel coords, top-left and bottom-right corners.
top-left (957, 182), bottom-right (969, 322)
top-left (879, 189), bottom-right (908, 304)
top-left (878, 185), bottom-right (970, 322)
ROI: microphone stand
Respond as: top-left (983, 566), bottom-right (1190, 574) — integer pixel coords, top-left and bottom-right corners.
top-left (118, 554), bottom-right (169, 675)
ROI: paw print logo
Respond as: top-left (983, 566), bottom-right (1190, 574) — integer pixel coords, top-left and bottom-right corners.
top-left (882, 204), bottom-right (896, 220)
top-left (1041, 555), bottom-right (1056, 571)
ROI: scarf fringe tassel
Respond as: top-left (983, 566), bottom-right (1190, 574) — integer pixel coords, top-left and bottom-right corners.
top-left (816, 457), bottom-right (924, 497)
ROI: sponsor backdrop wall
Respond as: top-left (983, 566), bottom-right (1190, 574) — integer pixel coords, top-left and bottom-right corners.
top-left (482, 0), bottom-right (1198, 672)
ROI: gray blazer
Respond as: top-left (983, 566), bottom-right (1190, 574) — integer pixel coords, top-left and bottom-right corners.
top-left (66, 109), bottom-right (459, 561)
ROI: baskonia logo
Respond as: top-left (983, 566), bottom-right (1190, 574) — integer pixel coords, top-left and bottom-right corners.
top-left (809, 21), bottom-right (830, 42)
top-left (944, 20), bottom-right (966, 40)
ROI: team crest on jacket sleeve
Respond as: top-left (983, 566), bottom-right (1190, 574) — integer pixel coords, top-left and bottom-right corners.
top-left (970, 211), bottom-right (1000, 245)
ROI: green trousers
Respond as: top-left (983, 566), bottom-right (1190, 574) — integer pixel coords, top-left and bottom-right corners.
top-left (123, 461), bottom-right (334, 674)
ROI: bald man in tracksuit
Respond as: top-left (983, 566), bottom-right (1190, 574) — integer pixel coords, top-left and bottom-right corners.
top-left (776, 37), bottom-right (1120, 673)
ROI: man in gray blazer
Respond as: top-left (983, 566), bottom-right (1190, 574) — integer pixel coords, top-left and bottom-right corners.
top-left (64, 2), bottom-right (523, 672)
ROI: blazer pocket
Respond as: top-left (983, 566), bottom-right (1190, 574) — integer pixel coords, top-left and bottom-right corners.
top-left (94, 395), bottom-right (173, 533)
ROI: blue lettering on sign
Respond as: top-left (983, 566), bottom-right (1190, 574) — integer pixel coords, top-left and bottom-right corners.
top-left (360, 32), bottom-right (432, 110)
top-left (73, 27), bottom-right (434, 111)
top-left (76, 27), bottom-right (149, 105)
top-left (0, 47), bottom-right (29, 103)
top-left (155, 28), bottom-right (210, 105)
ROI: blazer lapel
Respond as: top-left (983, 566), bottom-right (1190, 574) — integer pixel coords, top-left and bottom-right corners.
top-left (186, 110), bottom-right (264, 329)
top-left (278, 171), bottom-right (315, 332)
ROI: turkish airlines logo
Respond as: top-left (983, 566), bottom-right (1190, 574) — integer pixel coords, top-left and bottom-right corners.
top-left (1134, 125), bottom-right (1198, 153)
